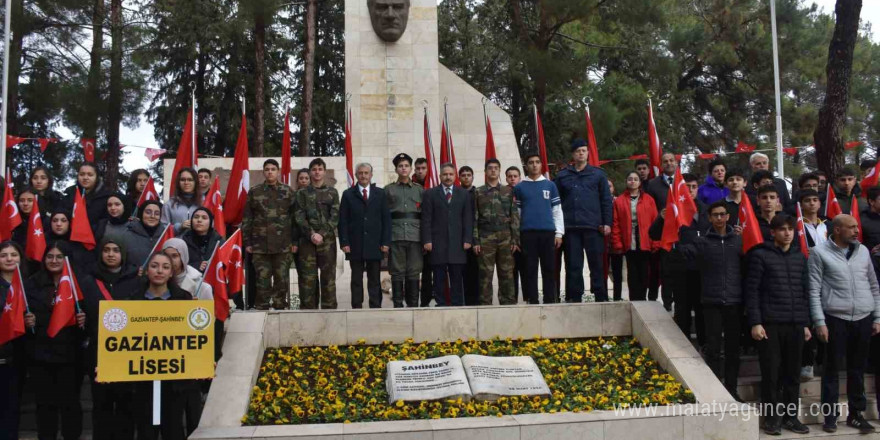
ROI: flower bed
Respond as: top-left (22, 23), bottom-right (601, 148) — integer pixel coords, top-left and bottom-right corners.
top-left (243, 336), bottom-right (694, 425)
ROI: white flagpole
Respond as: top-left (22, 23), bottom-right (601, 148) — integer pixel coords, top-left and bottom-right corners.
top-left (191, 87), bottom-right (196, 168)
top-left (1, 0), bottom-right (13, 173)
top-left (770, 0), bottom-right (785, 180)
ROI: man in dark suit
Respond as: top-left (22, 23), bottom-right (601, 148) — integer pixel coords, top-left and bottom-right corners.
top-left (421, 163), bottom-right (474, 306)
top-left (644, 152), bottom-right (678, 308)
top-left (339, 163), bottom-right (392, 308)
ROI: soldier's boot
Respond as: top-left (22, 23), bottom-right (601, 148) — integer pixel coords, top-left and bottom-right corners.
top-left (405, 280), bottom-right (420, 308)
top-left (392, 281), bottom-right (405, 308)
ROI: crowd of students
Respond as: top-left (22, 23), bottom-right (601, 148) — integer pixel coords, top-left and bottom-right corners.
top-left (0, 162), bottom-right (221, 440)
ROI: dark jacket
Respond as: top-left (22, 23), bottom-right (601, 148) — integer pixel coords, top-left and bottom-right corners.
top-left (554, 165), bottom-right (613, 229)
top-left (860, 209), bottom-right (880, 252)
top-left (121, 220), bottom-right (169, 268)
top-left (84, 262), bottom-right (141, 369)
top-left (338, 184), bottom-right (392, 261)
top-left (34, 190), bottom-right (63, 220)
top-left (25, 270), bottom-right (98, 364)
top-left (744, 242), bottom-right (810, 326)
top-left (179, 229), bottom-right (224, 271)
top-left (60, 183), bottom-right (115, 225)
top-left (421, 185), bottom-right (474, 265)
top-left (649, 199), bottom-right (710, 271)
top-left (745, 177), bottom-right (791, 210)
top-left (680, 225), bottom-right (743, 306)
top-left (645, 174), bottom-right (673, 211)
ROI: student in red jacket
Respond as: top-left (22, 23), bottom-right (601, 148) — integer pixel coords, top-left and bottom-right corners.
top-left (611, 172), bottom-right (658, 300)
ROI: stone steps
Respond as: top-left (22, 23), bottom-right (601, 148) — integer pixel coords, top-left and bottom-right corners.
top-left (737, 372), bottom-right (875, 403)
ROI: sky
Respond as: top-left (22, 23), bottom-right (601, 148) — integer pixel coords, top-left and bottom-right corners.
top-left (74, 0), bottom-right (880, 178)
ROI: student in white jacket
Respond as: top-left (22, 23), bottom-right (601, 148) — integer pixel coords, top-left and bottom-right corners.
top-left (808, 214), bottom-right (880, 434)
top-left (161, 238), bottom-right (213, 301)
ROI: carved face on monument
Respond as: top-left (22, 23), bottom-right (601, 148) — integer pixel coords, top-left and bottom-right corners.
top-left (367, 0), bottom-right (410, 43)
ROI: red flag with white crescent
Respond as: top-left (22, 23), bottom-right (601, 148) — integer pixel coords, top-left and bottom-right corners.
top-left (860, 158), bottom-right (880, 196)
top-left (80, 138), bottom-right (96, 162)
top-left (220, 229), bottom-right (244, 292)
top-left (0, 181), bottom-right (21, 242)
top-left (223, 114), bottom-right (250, 226)
top-left (0, 266), bottom-right (27, 345)
top-left (659, 184), bottom-right (681, 251)
top-left (824, 184), bottom-right (842, 220)
top-left (70, 189), bottom-right (96, 250)
top-left (136, 177), bottom-right (160, 208)
top-left (169, 107), bottom-right (197, 197)
top-left (739, 196), bottom-right (764, 253)
top-left (26, 198), bottom-right (46, 261)
top-left (47, 259), bottom-right (83, 338)
top-left (674, 167), bottom-right (697, 226)
top-left (203, 177), bottom-right (226, 237)
top-left (203, 245), bottom-right (229, 321)
top-left (422, 112), bottom-right (440, 190)
top-left (796, 202), bottom-right (810, 258)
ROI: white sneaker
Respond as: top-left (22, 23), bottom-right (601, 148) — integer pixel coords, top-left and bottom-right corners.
top-left (800, 366), bottom-right (814, 382)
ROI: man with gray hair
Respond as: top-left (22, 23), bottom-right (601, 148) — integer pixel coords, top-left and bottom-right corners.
top-left (808, 214), bottom-right (880, 434)
top-left (746, 152), bottom-right (791, 208)
top-left (339, 162), bottom-right (391, 308)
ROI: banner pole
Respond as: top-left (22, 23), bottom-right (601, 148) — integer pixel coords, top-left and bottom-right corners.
top-left (153, 380), bottom-right (161, 425)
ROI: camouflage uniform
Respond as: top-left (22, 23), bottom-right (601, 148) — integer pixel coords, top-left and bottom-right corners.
top-left (385, 179), bottom-right (423, 307)
top-left (241, 182), bottom-right (296, 310)
top-left (474, 182), bottom-right (520, 305)
top-left (294, 184), bottom-right (340, 309)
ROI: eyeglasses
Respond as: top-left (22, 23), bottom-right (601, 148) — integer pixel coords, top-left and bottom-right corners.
top-left (143, 210), bottom-right (161, 217)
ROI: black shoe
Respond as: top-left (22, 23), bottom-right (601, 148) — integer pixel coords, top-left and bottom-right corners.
top-left (762, 418), bottom-right (782, 435)
top-left (391, 280), bottom-right (405, 308)
top-left (822, 418), bottom-right (838, 433)
top-left (782, 418), bottom-right (810, 434)
top-left (847, 412), bottom-right (876, 434)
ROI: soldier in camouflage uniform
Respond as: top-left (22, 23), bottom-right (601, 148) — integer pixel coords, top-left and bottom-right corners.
top-left (473, 158), bottom-right (520, 305)
top-left (385, 153), bottom-right (423, 307)
top-left (294, 158), bottom-right (340, 309)
top-left (287, 168), bottom-right (312, 309)
top-left (242, 159), bottom-right (296, 310)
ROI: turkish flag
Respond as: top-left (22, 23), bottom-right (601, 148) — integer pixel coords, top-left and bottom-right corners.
top-left (845, 141), bottom-right (863, 150)
top-left (0, 182), bottom-right (22, 241)
top-left (223, 114), bottom-right (249, 227)
top-left (585, 107), bottom-right (600, 167)
top-left (484, 110), bottom-right (497, 162)
top-left (628, 154), bottom-right (648, 160)
top-left (144, 148), bottom-right (166, 162)
top-left (697, 153), bottom-right (717, 160)
top-left (203, 245), bottom-right (229, 322)
top-left (80, 138), bottom-right (96, 162)
top-left (734, 141), bottom-right (756, 153)
top-left (440, 107), bottom-right (460, 186)
top-left (647, 99), bottom-right (663, 179)
top-left (852, 195), bottom-right (863, 242)
top-left (5, 135), bottom-right (26, 149)
top-left (219, 229), bottom-right (244, 292)
top-left (281, 110), bottom-right (292, 186)
top-left (150, 224), bottom-right (175, 258)
top-left (535, 106), bottom-right (550, 179)
top-left (47, 259), bottom-right (83, 338)
top-left (344, 108), bottom-right (354, 187)
top-left (70, 189), bottom-right (96, 250)
top-left (860, 159), bottom-right (880, 196)
top-left (203, 177), bottom-right (226, 237)
top-left (673, 167), bottom-right (697, 226)
top-left (136, 177), bottom-right (159, 208)
top-left (824, 184), bottom-right (842, 220)
top-left (795, 202), bottom-right (810, 258)
top-left (38, 138), bottom-right (57, 153)
top-left (739, 195), bottom-right (763, 253)
top-left (0, 266), bottom-right (27, 345)
top-left (25, 198), bottom-right (47, 261)
top-left (422, 112), bottom-right (439, 189)
top-left (659, 184), bottom-right (681, 251)
top-left (170, 107), bottom-right (197, 197)
top-left (783, 147), bottom-right (799, 156)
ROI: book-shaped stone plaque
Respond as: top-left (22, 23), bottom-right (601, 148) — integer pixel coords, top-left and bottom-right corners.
top-left (386, 355), bottom-right (472, 403)
top-left (461, 354), bottom-right (551, 401)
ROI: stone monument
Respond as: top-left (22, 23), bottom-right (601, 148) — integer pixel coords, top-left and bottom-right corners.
top-left (346, 0), bottom-right (520, 185)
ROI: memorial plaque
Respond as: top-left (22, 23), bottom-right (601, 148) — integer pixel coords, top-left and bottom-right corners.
top-left (462, 355), bottom-right (551, 401)
top-left (386, 355), bottom-right (472, 403)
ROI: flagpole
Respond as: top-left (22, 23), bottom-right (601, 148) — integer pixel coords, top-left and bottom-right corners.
top-left (194, 242), bottom-right (220, 301)
top-left (65, 258), bottom-right (82, 314)
top-left (17, 263), bottom-right (34, 333)
top-left (770, 0), bottom-right (785, 180)
top-left (141, 224), bottom-right (173, 269)
top-left (0, 0), bottom-right (11, 173)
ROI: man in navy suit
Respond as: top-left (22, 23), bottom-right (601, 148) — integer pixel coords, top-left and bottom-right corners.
top-left (339, 163), bottom-right (392, 308)
top-left (421, 163), bottom-right (474, 306)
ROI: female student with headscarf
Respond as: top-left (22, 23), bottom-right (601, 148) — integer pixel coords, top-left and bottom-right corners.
top-left (162, 168), bottom-right (202, 235)
top-left (45, 211), bottom-right (97, 273)
top-left (29, 166), bottom-right (62, 219)
top-left (25, 242), bottom-right (96, 440)
top-left (61, 162), bottom-right (114, 224)
top-left (161, 238), bottom-right (213, 301)
top-left (179, 208), bottom-right (223, 272)
top-left (93, 194), bottom-right (130, 243)
top-left (0, 242), bottom-right (33, 440)
top-left (84, 237), bottom-right (140, 440)
top-left (132, 252), bottom-right (191, 440)
top-left (121, 200), bottom-right (169, 268)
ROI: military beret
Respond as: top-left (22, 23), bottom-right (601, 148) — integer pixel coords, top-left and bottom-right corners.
top-left (393, 153), bottom-right (413, 166)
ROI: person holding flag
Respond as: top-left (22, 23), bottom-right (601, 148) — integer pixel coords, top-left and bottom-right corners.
top-left (61, 163), bottom-right (114, 225)
top-left (11, 189), bottom-right (36, 256)
top-left (84, 237), bottom-right (140, 440)
top-left (0, 242), bottom-right (33, 440)
top-left (678, 201), bottom-right (745, 401)
top-left (121, 200), bottom-right (171, 268)
top-left (162, 168), bottom-right (202, 235)
top-left (24, 242), bottom-right (93, 440)
top-left (181, 208), bottom-right (224, 273)
top-left (124, 169), bottom-right (151, 212)
top-left (242, 159), bottom-right (296, 310)
top-left (162, 239), bottom-right (213, 301)
top-left (555, 138), bottom-right (613, 302)
top-left (45, 211), bottom-right (94, 273)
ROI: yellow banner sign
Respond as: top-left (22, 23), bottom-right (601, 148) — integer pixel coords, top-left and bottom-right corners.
top-left (97, 300), bottom-right (215, 382)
